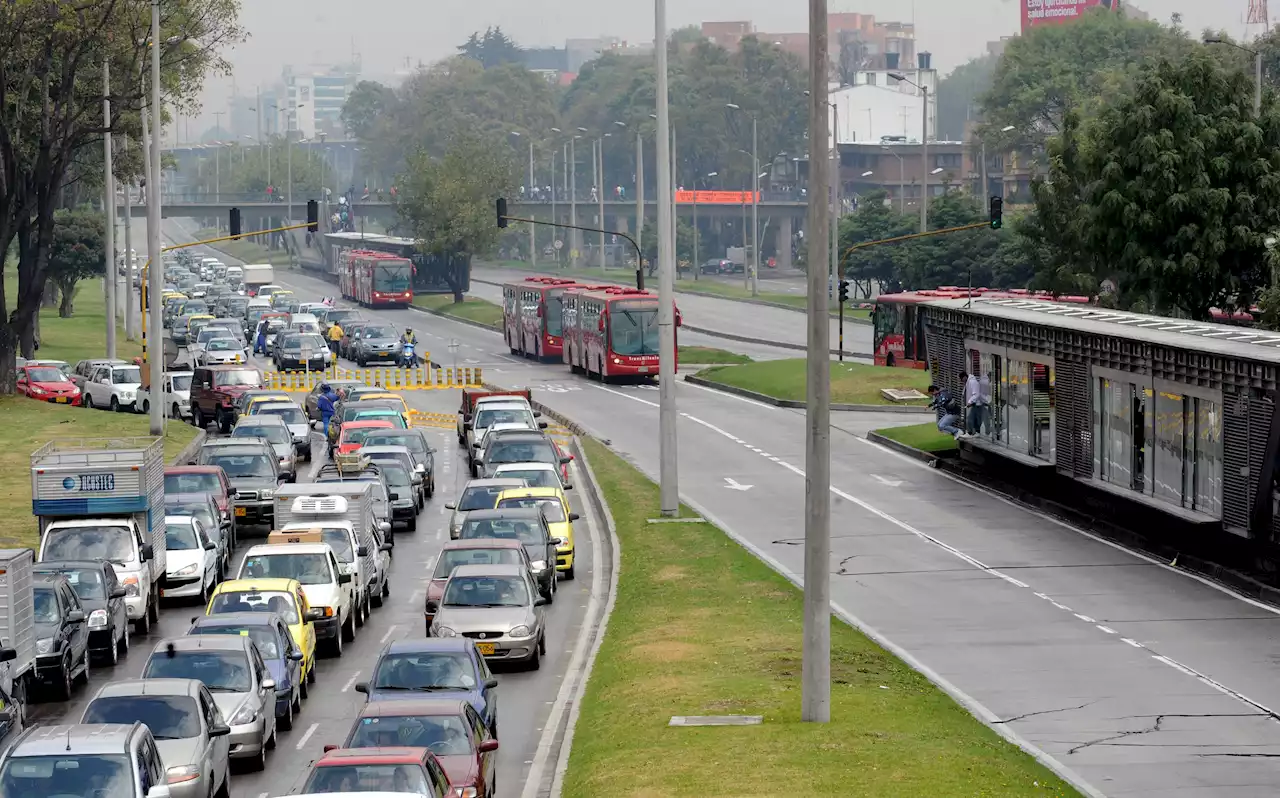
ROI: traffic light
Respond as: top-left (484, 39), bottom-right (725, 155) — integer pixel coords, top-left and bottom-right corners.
top-left (496, 197), bottom-right (508, 229)
top-left (838, 279), bottom-right (849, 304)
top-left (989, 196), bottom-right (1003, 230)
top-left (307, 200), bottom-right (319, 233)
top-left (229, 207), bottom-right (242, 239)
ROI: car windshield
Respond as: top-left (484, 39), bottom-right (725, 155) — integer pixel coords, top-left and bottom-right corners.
top-left (342, 427), bottom-right (386, 445)
top-left (303, 763), bottom-right (430, 794)
top-left (42, 526), bottom-right (133, 562)
top-left (241, 553), bottom-right (332, 585)
top-left (373, 652), bottom-right (477, 691)
top-left (457, 485), bottom-right (509, 512)
top-left (33, 587), bottom-right (61, 623)
top-left (433, 547), bottom-right (524, 578)
top-left (144, 649), bottom-right (252, 692)
top-left (381, 463), bottom-right (411, 488)
top-left (347, 714), bottom-right (474, 756)
top-left (191, 625), bottom-right (283, 659)
top-left (458, 517), bottom-right (542, 544)
top-left (443, 574), bottom-right (531, 607)
top-left (214, 368), bottom-right (262, 387)
top-left (362, 325), bottom-right (394, 338)
top-left (111, 366), bottom-right (141, 384)
top-left (166, 500), bottom-right (217, 530)
top-left (165, 522), bottom-right (200, 551)
top-left (316, 529), bottom-right (355, 562)
top-left (207, 339), bottom-right (238, 352)
top-left (197, 328), bottom-right (224, 342)
top-left (40, 568), bottom-right (106, 600)
top-left (171, 374), bottom-right (193, 391)
top-left (27, 367), bottom-right (68, 382)
top-left (498, 496), bottom-right (566, 522)
top-left (209, 590), bottom-right (300, 623)
top-left (82, 695), bottom-right (201, 740)
top-left (365, 433), bottom-right (425, 456)
top-left (495, 468), bottom-right (558, 488)
top-left (486, 438), bottom-right (558, 466)
top-left (232, 423), bottom-right (291, 446)
top-left (203, 451), bottom-right (275, 479)
top-left (166, 472), bottom-right (220, 494)
top-left (328, 310), bottom-right (358, 323)
top-left (475, 407), bottom-right (531, 430)
top-left (609, 300), bottom-right (660, 355)
top-left (0, 754), bottom-right (131, 796)
top-left (258, 405), bottom-right (306, 425)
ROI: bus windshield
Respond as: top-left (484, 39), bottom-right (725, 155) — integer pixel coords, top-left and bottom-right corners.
top-left (546, 290), bottom-right (565, 336)
top-left (374, 263), bottom-right (412, 292)
top-left (609, 300), bottom-right (659, 356)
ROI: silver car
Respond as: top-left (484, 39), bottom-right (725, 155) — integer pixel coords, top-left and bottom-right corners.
top-left (141, 636), bottom-right (278, 772)
top-left (198, 337), bottom-right (249, 366)
top-left (80, 678), bottom-right (231, 798)
top-left (444, 478), bottom-right (527, 540)
top-left (251, 401), bottom-right (314, 462)
top-left (431, 563), bottom-right (548, 670)
top-left (230, 415), bottom-right (299, 481)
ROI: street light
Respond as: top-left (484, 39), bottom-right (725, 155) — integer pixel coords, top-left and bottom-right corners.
top-left (1205, 37), bottom-right (1262, 116)
top-left (287, 103), bottom-right (307, 223)
top-left (805, 89), bottom-right (842, 301)
top-left (692, 170), bottom-right (718, 269)
top-left (889, 71), bottom-right (931, 231)
top-left (861, 170), bottom-right (873, 177)
top-left (725, 103), bottom-right (760, 296)
top-left (510, 131), bottom-right (536, 266)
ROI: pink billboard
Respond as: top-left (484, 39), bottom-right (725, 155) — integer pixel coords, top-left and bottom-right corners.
top-left (1022, 0), bottom-right (1117, 31)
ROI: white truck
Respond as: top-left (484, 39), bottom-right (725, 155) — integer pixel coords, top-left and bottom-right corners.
top-left (80, 360), bottom-right (143, 412)
top-left (0, 548), bottom-right (36, 719)
top-left (32, 437), bottom-right (167, 634)
top-left (136, 369), bottom-right (193, 419)
top-left (272, 483), bottom-right (392, 623)
top-left (243, 264), bottom-right (275, 296)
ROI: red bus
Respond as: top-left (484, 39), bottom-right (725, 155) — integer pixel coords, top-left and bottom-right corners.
top-left (562, 287), bottom-right (680, 381)
top-left (501, 277), bottom-right (584, 360)
top-left (340, 250), bottom-right (414, 308)
top-left (872, 288), bottom-right (1090, 368)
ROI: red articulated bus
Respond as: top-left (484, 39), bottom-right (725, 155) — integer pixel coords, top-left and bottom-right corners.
top-left (562, 286), bottom-right (681, 381)
top-left (339, 250), bottom-right (415, 308)
top-left (501, 277), bottom-right (599, 361)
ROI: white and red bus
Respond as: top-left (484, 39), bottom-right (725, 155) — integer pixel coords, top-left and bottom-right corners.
top-left (340, 250), bottom-right (415, 308)
top-left (563, 287), bottom-right (680, 381)
top-left (501, 277), bottom-right (603, 361)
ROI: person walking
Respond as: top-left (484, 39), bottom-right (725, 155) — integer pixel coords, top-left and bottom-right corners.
top-left (328, 320), bottom-right (345, 355)
top-left (254, 318), bottom-right (268, 355)
top-left (962, 370), bottom-right (983, 436)
top-left (316, 383), bottom-right (338, 439)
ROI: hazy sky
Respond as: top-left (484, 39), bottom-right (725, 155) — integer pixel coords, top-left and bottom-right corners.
top-left (192, 0), bottom-right (1255, 133)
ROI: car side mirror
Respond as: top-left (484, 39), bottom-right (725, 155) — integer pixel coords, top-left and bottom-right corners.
top-left (209, 723), bottom-right (231, 738)
top-left (534, 596), bottom-right (549, 606)
top-left (538, 422), bottom-right (548, 429)
top-left (204, 539), bottom-right (217, 550)
top-left (484, 677), bottom-right (499, 689)
top-left (289, 649), bottom-right (304, 662)
top-left (338, 573), bottom-right (352, 584)
top-left (0, 648), bottom-right (16, 663)
top-left (472, 443), bottom-right (481, 450)
top-left (379, 543), bottom-right (393, 552)
top-left (357, 545), bottom-right (369, 557)
top-left (67, 609), bottom-right (86, 623)
top-left (533, 411), bottom-right (543, 418)
top-left (478, 739), bottom-right (499, 753)
top-left (379, 522), bottom-right (391, 533)
top-left (323, 744), bottom-right (338, 753)
top-left (354, 682), bottom-right (369, 694)
top-left (227, 488), bottom-right (237, 497)
top-left (304, 608), bottom-right (324, 622)
top-left (444, 502), bottom-right (456, 510)
top-left (559, 457), bottom-right (572, 465)
top-left (110, 587), bottom-right (127, 599)
top-left (146, 784), bottom-right (173, 798)
top-left (261, 678), bottom-right (276, 691)
top-left (278, 474), bottom-right (288, 483)
top-left (140, 543), bottom-right (154, 562)
top-left (550, 537), bottom-right (565, 547)
top-left (415, 463), bottom-right (425, 473)
top-left (569, 513), bottom-right (580, 521)
top-left (563, 484), bottom-right (573, 491)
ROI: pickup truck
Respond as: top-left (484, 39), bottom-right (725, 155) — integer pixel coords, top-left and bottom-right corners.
top-left (456, 388), bottom-right (533, 446)
top-left (190, 364), bottom-right (265, 433)
top-left (81, 360), bottom-right (144, 413)
top-left (136, 369), bottom-right (193, 419)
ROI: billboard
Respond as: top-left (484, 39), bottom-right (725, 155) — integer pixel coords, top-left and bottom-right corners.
top-left (674, 190), bottom-right (759, 204)
top-left (1022, 0), bottom-right (1117, 31)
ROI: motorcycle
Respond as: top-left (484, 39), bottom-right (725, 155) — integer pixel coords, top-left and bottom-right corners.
top-left (398, 342), bottom-right (419, 368)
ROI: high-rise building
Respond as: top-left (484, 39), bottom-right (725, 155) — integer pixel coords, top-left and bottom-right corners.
top-left (282, 64), bottom-right (359, 140)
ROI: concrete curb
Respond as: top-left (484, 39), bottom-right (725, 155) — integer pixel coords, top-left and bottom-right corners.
top-left (683, 374), bottom-right (932, 414)
top-left (168, 428), bottom-right (207, 466)
top-left (865, 430), bottom-right (945, 464)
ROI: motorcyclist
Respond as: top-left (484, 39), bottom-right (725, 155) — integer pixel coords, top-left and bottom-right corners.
top-left (398, 328), bottom-right (419, 367)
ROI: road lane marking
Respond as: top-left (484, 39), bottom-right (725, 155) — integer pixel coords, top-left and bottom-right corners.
top-left (341, 671), bottom-right (361, 692)
top-left (1096, 625), bottom-right (1117, 634)
top-left (681, 378), bottom-right (778, 410)
top-left (295, 722), bottom-right (319, 750)
top-left (379, 624), bottom-right (400, 644)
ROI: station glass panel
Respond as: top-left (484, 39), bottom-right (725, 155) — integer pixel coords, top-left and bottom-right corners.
top-left (1153, 390), bottom-right (1186, 506)
top-left (1030, 364), bottom-right (1054, 462)
top-left (1099, 378), bottom-right (1134, 489)
top-left (1006, 359), bottom-right (1030, 453)
top-left (1193, 398), bottom-right (1222, 517)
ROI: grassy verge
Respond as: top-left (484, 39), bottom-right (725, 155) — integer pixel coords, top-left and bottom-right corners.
top-left (876, 422), bottom-right (960, 453)
top-left (412, 294), bottom-right (505, 329)
top-left (696, 359), bottom-right (931, 406)
top-left (677, 345), bottom-right (752, 365)
top-left (28, 278), bottom-right (143, 363)
top-left (193, 228), bottom-right (292, 266)
top-left (564, 438), bottom-right (1076, 797)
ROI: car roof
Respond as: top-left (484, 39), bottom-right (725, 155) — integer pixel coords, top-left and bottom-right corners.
top-left (34, 559), bottom-right (110, 572)
top-left (497, 487), bottom-right (565, 501)
top-left (361, 445), bottom-right (412, 456)
top-left (150, 636), bottom-right (252, 654)
top-left (236, 415), bottom-right (288, 425)
top-left (244, 543), bottom-right (333, 556)
top-left (384, 637), bottom-right (473, 655)
top-left (90, 678), bottom-right (203, 699)
top-left (440, 538), bottom-right (526, 552)
top-left (190, 612), bottom-right (285, 630)
top-left (200, 440), bottom-right (272, 451)
top-left (315, 746), bottom-right (432, 766)
top-left (464, 478), bottom-right (529, 488)
top-left (166, 465), bottom-right (223, 475)
top-left (214, 577), bottom-right (302, 593)
top-left (11, 724), bottom-right (144, 755)
top-left (485, 429), bottom-right (548, 441)
top-left (494, 462), bottom-right (556, 471)
top-left (345, 420), bottom-right (396, 429)
top-left (255, 402), bottom-right (303, 411)
top-left (464, 508), bottom-right (543, 521)
top-left (450, 563), bottom-right (526, 578)
top-left (357, 698), bottom-right (470, 718)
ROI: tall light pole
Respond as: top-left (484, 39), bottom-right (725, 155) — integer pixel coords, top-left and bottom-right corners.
top-left (122, 138), bottom-right (135, 340)
top-left (692, 170), bottom-right (717, 270)
top-left (102, 60), bottom-right (117, 359)
top-left (654, 0), bottom-right (679, 517)
top-left (287, 103), bottom-right (307, 223)
top-left (1205, 38), bottom-right (1262, 116)
top-left (528, 137), bottom-right (536, 267)
top-left (147, 0), bottom-right (164, 435)
top-left (726, 104), bottom-right (761, 296)
top-left (803, 0), bottom-right (832, 724)
top-left (571, 130), bottom-right (584, 266)
top-left (596, 133), bottom-right (610, 273)
top-left (550, 127), bottom-right (562, 264)
top-left (889, 71), bottom-right (930, 230)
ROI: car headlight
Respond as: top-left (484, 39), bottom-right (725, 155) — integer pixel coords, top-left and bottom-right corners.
top-left (279, 457), bottom-right (291, 467)
top-left (28, 386), bottom-right (46, 395)
top-left (508, 625), bottom-right (531, 638)
top-left (436, 626), bottom-right (458, 638)
top-left (87, 609), bottom-right (109, 629)
top-left (228, 703), bottom-right (259, 725)
top-left (261, 489), bottom-right (273, 500)
top-left (36, 638), bottom-right (53, 654)
top-left (121, 575), bottom-right (140, 596)
top-left (173, 563), bottom-right (198, 577)
top-left (531, 560), bottom-right (547, 572)
top-left (119, 391), bottom-right (135, 401)
top-left (455, 787), bottom-right (478, 798)
top-left (165, 764), bottom-right (201, 785)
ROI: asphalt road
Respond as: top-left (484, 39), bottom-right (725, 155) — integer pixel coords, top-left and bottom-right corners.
top-left (245, 261), bottom-right (1280, 797)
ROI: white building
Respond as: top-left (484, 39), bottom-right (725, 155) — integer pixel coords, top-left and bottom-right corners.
top-left (281, 65), bottom-right (359, 140)
top-left (829, 68), bottom-right (938, 147)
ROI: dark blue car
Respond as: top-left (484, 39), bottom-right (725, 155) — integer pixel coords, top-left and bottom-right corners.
top-left (356, 638), bottom-right (499, 734)
top-left (187, 611), bottom-right (305, 729)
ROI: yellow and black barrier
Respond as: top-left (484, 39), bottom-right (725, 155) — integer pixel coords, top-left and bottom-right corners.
top-left (261, 364), bottom-right (483, 392)
top-left (407, 410), bottom-right (457, 430)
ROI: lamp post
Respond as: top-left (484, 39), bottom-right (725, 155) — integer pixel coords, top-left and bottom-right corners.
top-left (571, 129), bottom-right (586, 266)
top-left (692, 171), bottom-right (717, 271)
top-left (889, 71), bottom-right (930, 230)
top-left (102, 59), bottom-right (116, 359)
top-left (1205, 37), bottom-right (1262, 116)
top-left (511, 131), bottom-right (536, 266)
top-left (880, 146), bottom-right (906, 213)
top-left (595, 132), bottom-right (611, 272)
top-left (146, 0), bottom-right (163, 435)
top-left (725, 104), bottom-right (760, 296)
top-left (654, 0), bottom-right (679, 517)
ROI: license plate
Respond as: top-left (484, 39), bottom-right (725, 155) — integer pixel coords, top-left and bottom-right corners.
top-left (476, 642), bottom-right (496, 655)
top-left (638, 366), bottom-right (650, 373)
top-left (54, 396), bottom-right (68, 403)
top-left (234, 507), bottom-right (247, 517)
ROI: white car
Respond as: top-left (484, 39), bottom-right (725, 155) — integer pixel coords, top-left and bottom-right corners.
top-left (491, 461), bottom-right (572, 491)
top-left (190, 327), bottom-right (235, 359)
top-left (81, 361), bottom-right (143, 412)
top-left (237, 542), bottom-right (356, 655)
top-left (136, 370), bottom-right (193, 418)
top-left (162, 515), bottom-right (219, 601)
top-left (199, 337), bottom-right (249, 366)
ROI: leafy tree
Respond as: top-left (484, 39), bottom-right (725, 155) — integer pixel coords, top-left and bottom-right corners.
top-left (838, 190), bottom-right (916, 292)
top-left (896, 191), bottom-right (1002, 289)
top-left (458, 27), bottom-right (524, 69)
top-left (188, 138), bottom-right (333, 197)
top-left (394, 135), bottom-right (518, 301)
top-left (341, 81), bottom-right (396, 140)
top-left (936, 55), bottom-right (996, 142)
top-left (1035, 47), bottom-right (1280, 319)
top-left (46, 209), bottom-right (105, 318)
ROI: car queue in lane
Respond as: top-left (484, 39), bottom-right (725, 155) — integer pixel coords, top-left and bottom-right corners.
top-left (0, 259), bottom-right (593, 798)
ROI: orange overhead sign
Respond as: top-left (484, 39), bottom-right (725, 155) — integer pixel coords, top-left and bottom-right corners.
top-left (674, 190), bottom-right (759, 204)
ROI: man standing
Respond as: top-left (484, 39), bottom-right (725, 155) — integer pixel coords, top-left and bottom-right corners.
top-left (328, 320), bottom-right (345, 355)
top-left (254, 317), bottom-right (268, 356)
top-left (316, 383), bottom-right (337, 439)
top-left (962, 370), bottom-right (983, 436)
top-left (928, 384), bottom-right (964, 439)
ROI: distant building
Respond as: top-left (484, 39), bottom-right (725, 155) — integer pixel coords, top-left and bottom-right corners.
top-left (701, 13), bottom-right (916, 78)
top-left (281, 64), bottom-right (360, 140)
top-left (830, 55), bottom-right (939, 146)
top-left (564, 37), bottom-right (652, 73)
top-left (838, 139), bottom-right (970, 214)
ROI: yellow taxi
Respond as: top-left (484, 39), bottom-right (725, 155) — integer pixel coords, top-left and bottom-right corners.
top-left (184, 313), bottom-right (215, 339)
top-left (348, 391), bottom-right (410, 425)
top-left (270, 290), bottom-right (295, 310)
top-left (240, 391), bottom-right (294, 418)
top-left (206, 577), bottom-right (320, 688)
top-left (494, 486), bottom-right (579, 579)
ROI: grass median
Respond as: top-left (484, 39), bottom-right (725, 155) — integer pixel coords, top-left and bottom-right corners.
top-left (696, 359), bottom-right (931, 406)
top-left (876, 421), bottom-right (960, 453)
top-left (564, 438), bottom-right (1077, 797)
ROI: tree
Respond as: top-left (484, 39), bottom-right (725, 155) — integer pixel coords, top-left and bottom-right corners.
top-left (188, 139), bottom-right (334, 197)
top-left (936, 55), bottom-right (997, 142)
top-left (457, 27), bottom-right (524, 69)
top-left (394, 135), bottom-right (518, 302)
top-left (838, 191), bottom-right (916, 293)
top-left (341, 80), bottom-right (396, 140)
top-left (46, 209), bottom-right (105, 318)
top-left (1034, 47), bottom-right (1280, 319)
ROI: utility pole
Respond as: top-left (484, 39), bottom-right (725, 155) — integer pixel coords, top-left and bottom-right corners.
top-left (123, 137), bottom-right (135, 340)
top-left (529, 140), bottom-right (536, 268)
top-left (654, 0), bottom-right (679, 516)
top-left (670, 128), bottom-right (677, 274)
top-left (635, 133), bottom-right (644, 256)
top-left (569, 137), bottom-right (578, 266)
top-left (803, 0), bottom-right (832, 724)
top-left (551, 149), bottom-right (558, 264)
top-left (147, 0), bottom-right (164, 435)
top-left (830, 104), bottom-right (838, 304)
top-left (598, 138), bottom-right (606, 273)
top-left (102, 60), bottom-right (117, 359)
top-left (920, 85), bottom-right (929, 232)
top-left (751, 115), bottom-right (759, 297)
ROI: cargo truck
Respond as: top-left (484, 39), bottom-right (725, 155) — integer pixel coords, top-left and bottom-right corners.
top-left (0, 548), bottom-right (36, 719)
top-left (32, 437), bottom-right (166, 635)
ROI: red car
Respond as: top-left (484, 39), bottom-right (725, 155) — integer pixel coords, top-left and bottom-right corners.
top-left (332, 698), bottom-right (498, 798)
top-left (301, 746), bottom-right (451, 796)
top-left (337, 419), bottom-right (396, 456)
top-left (165, 466), bottom-right (236, 545)
top-left (17, 364), bottom-right (83, 405)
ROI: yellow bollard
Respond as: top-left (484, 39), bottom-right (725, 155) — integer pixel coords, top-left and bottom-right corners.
top-left (435, 368), bottom-right (443, 389)
top-left (474, 367), bottom-right (482, 386)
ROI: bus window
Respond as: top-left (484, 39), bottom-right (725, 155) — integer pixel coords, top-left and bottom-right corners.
top-left (902, 306), bottom-right (916, 361)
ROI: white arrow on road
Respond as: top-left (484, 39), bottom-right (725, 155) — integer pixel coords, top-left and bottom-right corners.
top-left (724, 477), bottom-right (753, 491)
top-left (871, 474), bottom-right (903, 488)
